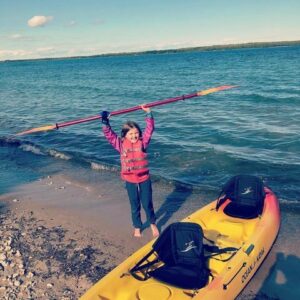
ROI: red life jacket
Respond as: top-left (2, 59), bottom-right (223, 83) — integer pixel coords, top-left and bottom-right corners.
top-left (120, 138), bottom-right (149, 183)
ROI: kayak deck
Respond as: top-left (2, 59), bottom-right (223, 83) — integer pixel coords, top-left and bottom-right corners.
top-left (81, 188), bottom-right (279, 300)
top-left (186, 202), bottom-right (259, 279)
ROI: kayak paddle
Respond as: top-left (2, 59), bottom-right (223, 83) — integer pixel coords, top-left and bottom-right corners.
top-left (16, 85), bottom-right (237, 136)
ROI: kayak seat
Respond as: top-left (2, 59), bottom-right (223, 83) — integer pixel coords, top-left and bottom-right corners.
top-left (223, 202), bottom-right (262, 219)
top-left (149, 222), bottom-right (209, 289)
top-left (130, 222), bottom-right (209, 289)
top-left (217, 175), bottom-right (266, 219)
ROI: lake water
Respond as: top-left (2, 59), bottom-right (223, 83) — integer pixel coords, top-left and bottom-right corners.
top-left (1, 45), bottom-right (300, 209)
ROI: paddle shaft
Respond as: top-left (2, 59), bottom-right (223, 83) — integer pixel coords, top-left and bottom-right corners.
top-left (16, 85), bottom-right (236, 135)
top-left (57, 92), bottom-right (198, 129)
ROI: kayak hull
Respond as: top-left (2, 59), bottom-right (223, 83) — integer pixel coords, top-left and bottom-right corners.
top-left (81, 187), bottom-right (280, 300)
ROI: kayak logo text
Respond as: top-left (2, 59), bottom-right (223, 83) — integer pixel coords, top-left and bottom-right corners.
top-left (241, 248), bottom-right (265, 283)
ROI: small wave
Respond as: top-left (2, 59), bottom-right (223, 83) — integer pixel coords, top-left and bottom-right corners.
top-left (1, 135), bottom-right (74, 161)
top-left (48, 149), bottom-right (72, 160)
top-left (243, 93), bottom-right (273, 102)
top-left (205, 143), bottom-right (300, 166)
top-left (1, 136), bottom-right (45, 155)
top-left (19, 144), bottom-right (45, 155)
top-left (279, 198), bottom-right (300, 214)
top-left (249, 123), bottom-right (299, 134)
top-left (280, 199), bottom-right (300, 206)
top-left (90, 162), bottom-right (118, 172)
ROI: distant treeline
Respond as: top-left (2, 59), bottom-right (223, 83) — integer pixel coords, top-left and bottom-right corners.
top-left (97, 40), bottom-right (300, 58)
top-left (3, 40), bottom-right (300, 62)
top-left (136, 40), bottom-right (300, 55)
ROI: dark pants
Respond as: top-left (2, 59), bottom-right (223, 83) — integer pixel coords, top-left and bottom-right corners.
top-left (125, 178), bottom-right (156, 229)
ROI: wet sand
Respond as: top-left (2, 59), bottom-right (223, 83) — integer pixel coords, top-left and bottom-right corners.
top-left (1, 172), bottom-right (299, 299)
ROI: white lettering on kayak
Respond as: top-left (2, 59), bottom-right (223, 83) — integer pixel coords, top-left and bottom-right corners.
top-left (241, 248), bottom-right (265, 283)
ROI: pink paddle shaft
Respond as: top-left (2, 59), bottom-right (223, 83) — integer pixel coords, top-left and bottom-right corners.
top-left (56, 85), bottom-right (235, 129)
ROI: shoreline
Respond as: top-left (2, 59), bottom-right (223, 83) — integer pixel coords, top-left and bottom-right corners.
top-left (1, 172), bottom-right (300, 299)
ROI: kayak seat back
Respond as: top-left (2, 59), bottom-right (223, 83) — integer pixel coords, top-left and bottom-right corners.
top-left (217, 175), bottom-right (265, 219)
top-left (130, 222), bottom-right (210, 289)
top-left (148, 222), bottom-right (209, 289)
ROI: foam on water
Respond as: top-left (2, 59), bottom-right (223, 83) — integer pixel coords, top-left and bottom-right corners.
top-left (90, 161), bottom-right (118, 172)
top-left (48, 149), bottom-right (72, 160)
top-left (19, 144), bottom-right (45, 156)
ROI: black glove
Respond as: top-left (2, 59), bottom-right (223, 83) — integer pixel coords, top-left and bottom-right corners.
top-left (101, 111), bottom-right (110, 125)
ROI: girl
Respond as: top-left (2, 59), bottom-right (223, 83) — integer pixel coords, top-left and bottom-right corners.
top-left (100, 106), bottom-right (159, 238)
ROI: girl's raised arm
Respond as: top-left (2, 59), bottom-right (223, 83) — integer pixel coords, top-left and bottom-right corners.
top-left (141, 105), bottom-right (154, 149)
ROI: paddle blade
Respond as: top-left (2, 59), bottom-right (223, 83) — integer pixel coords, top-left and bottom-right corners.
top-left (197, 85), bottom-right (237, 96)
top-left (16, 125), bottom-right (57, 136)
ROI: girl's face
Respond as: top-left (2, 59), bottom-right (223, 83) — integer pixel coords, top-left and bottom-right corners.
top-left (125, 128), bottom-right (140, 143)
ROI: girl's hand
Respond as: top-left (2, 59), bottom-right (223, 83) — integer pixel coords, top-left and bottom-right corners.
top-left (141, 104), bottom-right (151, 113)
top-left (100, 111), bottom-right (110, 125)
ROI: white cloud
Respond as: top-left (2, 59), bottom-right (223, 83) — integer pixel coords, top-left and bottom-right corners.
top-left (0, 49), bottom-right (31, 59)
top-left (8, 33), bottom-right (33, 41)
top-left (67, 20), bottom-right (77, 26)
top-left (28, 16), bottom-right (53, 28)
top-left (36, 47), bottom-right (55, 54)
top-left (10, 34), bottom-right (23, 40)
top-left (0, 47), bottom-right (56, 61)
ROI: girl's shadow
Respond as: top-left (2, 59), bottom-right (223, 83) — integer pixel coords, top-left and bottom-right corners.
top-left (154, 183), bottom-right (192, 232)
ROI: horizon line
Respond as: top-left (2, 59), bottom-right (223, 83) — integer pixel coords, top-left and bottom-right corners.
top-left (1, 39), bottom-right (300, 63)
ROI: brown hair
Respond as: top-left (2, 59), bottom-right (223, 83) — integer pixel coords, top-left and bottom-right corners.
top-left (121, 121), bottom-right (142, 138)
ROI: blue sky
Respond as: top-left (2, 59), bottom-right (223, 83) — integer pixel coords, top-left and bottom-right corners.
top-left (1, 0), bottom-right (300, 61)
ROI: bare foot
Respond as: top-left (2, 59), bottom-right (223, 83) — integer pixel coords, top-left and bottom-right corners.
top-left (134, 228), bottom-right (142, 238)
top-left (150, 224), bottom-right (159, 238)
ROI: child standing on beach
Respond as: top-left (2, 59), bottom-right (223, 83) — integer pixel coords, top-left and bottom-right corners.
top-left (100, 106), bottom-right (159, 238)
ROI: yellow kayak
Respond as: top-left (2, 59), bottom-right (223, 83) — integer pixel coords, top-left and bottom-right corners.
top-left (81, 185), bottom-right (280, 300)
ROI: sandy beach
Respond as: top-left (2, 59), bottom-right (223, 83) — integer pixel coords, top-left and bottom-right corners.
top-left (0, 172), bottom-right (149, 299)
top-left (1, 171), bottom-right (300, 300)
